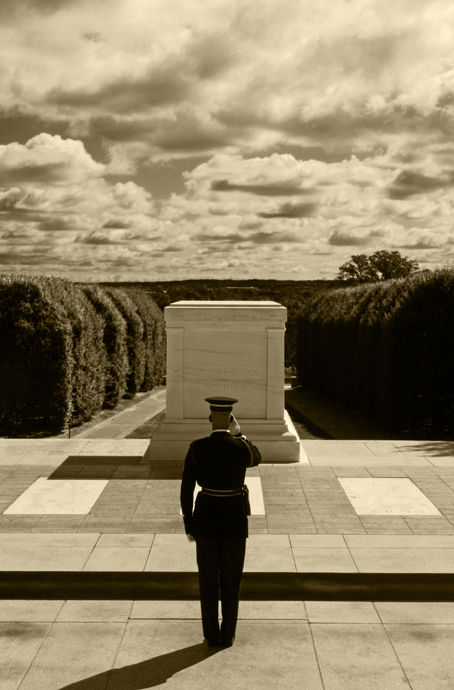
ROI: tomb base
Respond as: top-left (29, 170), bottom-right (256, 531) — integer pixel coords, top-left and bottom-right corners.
top-left (143, 410), bottom-right (301, 464)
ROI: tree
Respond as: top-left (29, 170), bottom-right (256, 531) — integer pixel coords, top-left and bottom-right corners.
top-left (337, 250), bottom-right (419, 284)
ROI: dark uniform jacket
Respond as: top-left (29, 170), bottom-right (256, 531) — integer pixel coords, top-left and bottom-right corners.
top-left (180, 431), bottom-right (262, 539)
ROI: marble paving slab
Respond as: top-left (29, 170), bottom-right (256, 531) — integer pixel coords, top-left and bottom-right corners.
top-left (338, 477), bottom-right (441, 515)
top-left (3, 478), bottom-right (109, 515)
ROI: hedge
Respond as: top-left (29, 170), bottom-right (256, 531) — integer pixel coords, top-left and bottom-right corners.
top-left (52, 279), bottom-right (107, 427)
top-left (80, 284), bottom-right (129, 408)
top-left (0, 276), bottom-right (167, 435)
top-left (103, 287), bottom-right (146, 395)
top-left (296, 269), bottom-right (454, 439)
top-left (0, 275), bottom-right (106, 434)
top-left (123, 288), bottom-right (166, 391)
top-left (380, 271), bottom-right (454, 438)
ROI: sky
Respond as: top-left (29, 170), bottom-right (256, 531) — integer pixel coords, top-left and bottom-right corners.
top-left (0, 0), bottom-right (453, 283)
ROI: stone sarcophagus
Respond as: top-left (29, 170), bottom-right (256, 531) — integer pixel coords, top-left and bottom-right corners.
top-left (144, 300), bottom-right (300, 463)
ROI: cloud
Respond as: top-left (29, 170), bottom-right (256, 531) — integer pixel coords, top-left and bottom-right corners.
top-left (75, 231), bottom-right (122, 245)
top-left (287, 264), bottom-right (307, 273)
top-left (258, 201), bottom-right (317, 218)
top-left (211, 179), bottom-right (313, 197)
top-left (0, 188), bottom-right (25, 210)
top-left (194, 226), bottom-right (304, 246)
top-left (0, 0), bottom-right (82, 21)
top-left (2, 1), bottom-right (454, 280)
top-left (48, 61), bottom-right (192, 113)
top-left (38, 217), bottom-right (76, 232)
top-left (248, 230), bottom-right (304, 244)
top-left (87, 115), bottom-right (153, 143)
top-left (0, 131), bottom-right (167, 275)
top-left (328, 229), bottom-right (375, 246)
top-left (2, 0), bottom-right (452, 165)
top-left (388, 169), bottom-right (453, 199)
top-left (102, 219), bottom-right (130, 229)
top-left (0, 134), bottom-right (105, 186)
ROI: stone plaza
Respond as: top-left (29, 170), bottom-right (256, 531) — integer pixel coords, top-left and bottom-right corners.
top-left (2, 301), bottom-right (454, 689)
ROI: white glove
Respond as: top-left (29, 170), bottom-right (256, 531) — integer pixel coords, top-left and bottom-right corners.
top-left (229, 414), bottom-right (242, 436)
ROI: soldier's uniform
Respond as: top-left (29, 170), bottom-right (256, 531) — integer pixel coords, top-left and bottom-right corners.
top-left (180, 397), bottom-right (261, 647)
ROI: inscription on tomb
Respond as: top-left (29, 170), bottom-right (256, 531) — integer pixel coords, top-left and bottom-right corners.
top-left (192, 353), bottom-right (259, 362)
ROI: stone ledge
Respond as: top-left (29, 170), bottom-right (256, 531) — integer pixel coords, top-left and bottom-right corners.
top-left (2, 571), bottom-right (454, 601)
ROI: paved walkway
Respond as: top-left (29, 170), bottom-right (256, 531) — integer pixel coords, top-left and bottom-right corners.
top-left (2, 390), bottom-right (454, 688)
top-left (74, 388), bottom-right (167, 439)
top-left (4, 598), bottom-right (454, 689)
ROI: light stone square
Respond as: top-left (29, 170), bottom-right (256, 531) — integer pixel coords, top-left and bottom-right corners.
top-left (338, 477), bottom-right (441, 515)
top-left (3, 478), bottom-right (109, 514)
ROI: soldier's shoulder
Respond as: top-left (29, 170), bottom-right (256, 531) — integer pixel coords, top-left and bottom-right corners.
top-left (191, 436), bottom-right (211, 448)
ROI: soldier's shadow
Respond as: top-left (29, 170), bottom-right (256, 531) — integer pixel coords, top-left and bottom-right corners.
top-left (59, 643), bottom-right (223, 690)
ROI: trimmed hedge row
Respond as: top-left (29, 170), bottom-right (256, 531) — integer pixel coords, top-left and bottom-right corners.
top-left (0, 276), bottom-right (73, 433)
top-left (126, 289), bottom-right (166, 392)
top-left (80, 285), bottom-right (129, 408)
top-left (0, 275), bottom-right (165, 435)
top-left (104, 287), bottom-right (146, 395)
top-left (295, 269), bottom-right (454, 439)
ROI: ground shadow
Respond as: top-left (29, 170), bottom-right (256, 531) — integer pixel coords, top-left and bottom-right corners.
top-left (396, 441), bottom-right (454, 457)
top-left (48, 457), bottom-right (183, 480)
top-left (125, 410), bottom-right (166, 439)
top-left (59, 642), bottom-right (222, 690)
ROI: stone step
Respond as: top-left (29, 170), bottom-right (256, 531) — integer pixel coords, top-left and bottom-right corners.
top-left (2, 571), bottom-right (454, 601)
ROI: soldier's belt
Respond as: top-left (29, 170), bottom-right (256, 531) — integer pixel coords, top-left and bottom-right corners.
top-left (200, 487), bottom-right (242, 497)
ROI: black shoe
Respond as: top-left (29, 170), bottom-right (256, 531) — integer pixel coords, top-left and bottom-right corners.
top-left (203, 637), bottom-right (221, 647)
top-left (220, 637), bottom-right (235, 647)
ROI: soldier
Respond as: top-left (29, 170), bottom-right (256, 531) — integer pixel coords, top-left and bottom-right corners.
top-left (180, 396), bottom-right (262, 648)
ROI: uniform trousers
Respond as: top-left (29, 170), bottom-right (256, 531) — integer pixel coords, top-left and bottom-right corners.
top-left (195, 536), bottom-right (246, 642)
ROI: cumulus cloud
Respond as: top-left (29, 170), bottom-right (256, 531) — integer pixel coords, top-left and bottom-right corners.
top-left (0, 134), bottom-right (105, 185)
top-left (0, 132), bottom-right (170, 276)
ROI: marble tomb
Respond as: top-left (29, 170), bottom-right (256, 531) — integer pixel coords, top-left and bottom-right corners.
top-left (144, 300), bottom-right (300, 463)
